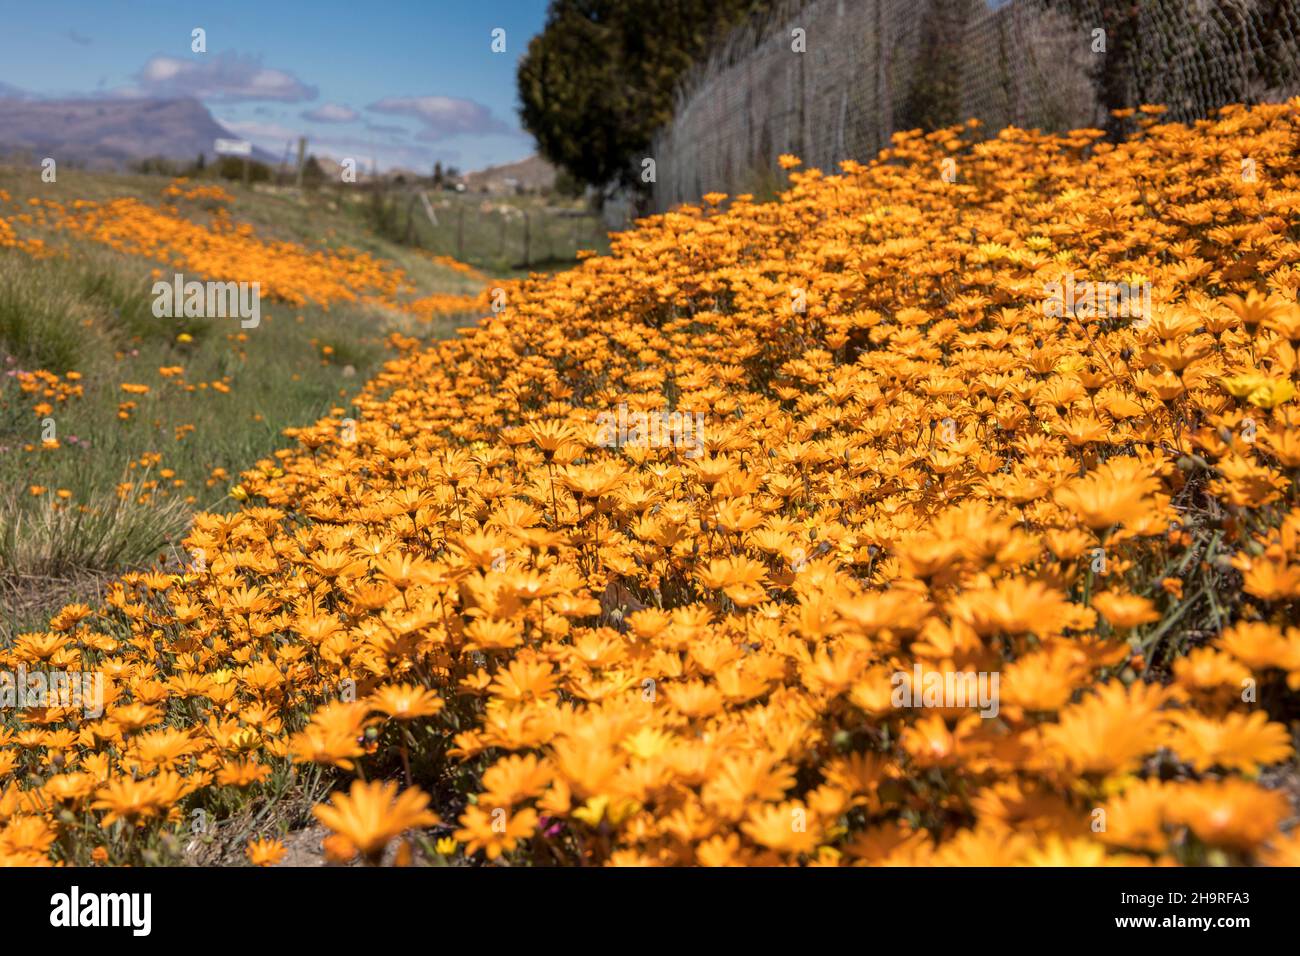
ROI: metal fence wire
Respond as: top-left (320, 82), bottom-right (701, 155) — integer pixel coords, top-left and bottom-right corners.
top-left (650, 0), bottom-right (1300, 211)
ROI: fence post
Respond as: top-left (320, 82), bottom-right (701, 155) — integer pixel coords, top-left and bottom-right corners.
top-left (876, 0), bottom-right (891, 150)
top-left (796, 27), bottom-right (807, 162)
top-left (405, 192), bottom-right (419, 245)
top-left (295, 137), bottom-right (306, 189)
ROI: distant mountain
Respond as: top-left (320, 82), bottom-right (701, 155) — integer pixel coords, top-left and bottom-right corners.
top-left (0, 96), bottom-right (278, 169)
top-left (463, 154), bottom-right (557, 194)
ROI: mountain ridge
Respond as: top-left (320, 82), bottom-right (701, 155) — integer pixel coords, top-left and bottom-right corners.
top-left (0, 96), bottom-right (278, 168)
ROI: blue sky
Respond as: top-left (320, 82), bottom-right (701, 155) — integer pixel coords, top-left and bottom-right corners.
top-left (0, 0), bottom-right (551, 171)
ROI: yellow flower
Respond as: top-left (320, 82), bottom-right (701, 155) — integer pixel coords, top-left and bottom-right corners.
top-left (245, 838), bottom-right (286, 866)
top-left (312, 780), bottom-right (439, 862)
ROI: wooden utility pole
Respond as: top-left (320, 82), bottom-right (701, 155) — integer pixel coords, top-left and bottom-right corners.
top-left (295, 137), bottom-right (307, 189)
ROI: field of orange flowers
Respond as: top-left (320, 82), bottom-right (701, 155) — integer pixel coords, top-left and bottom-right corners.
top-left (5, 181), bottom-right (483, 318)
top-left (3, 101), bottom-right (1300, 867)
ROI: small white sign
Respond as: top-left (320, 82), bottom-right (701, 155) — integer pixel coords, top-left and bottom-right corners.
top-left (214, 138), bottom-right (252, 157)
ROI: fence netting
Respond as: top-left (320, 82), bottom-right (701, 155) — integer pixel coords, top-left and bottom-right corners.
top-left (650, 0), bottom-right (1300, 211)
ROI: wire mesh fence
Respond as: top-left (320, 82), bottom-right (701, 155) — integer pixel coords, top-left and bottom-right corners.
top-left (650, 0), bottom-right (1300, 211)
top-left (363, 186), bottom-right (609, 275)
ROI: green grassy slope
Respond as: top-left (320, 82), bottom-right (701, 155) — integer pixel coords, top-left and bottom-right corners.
top-left (0, 165), bottom-right (484, 635)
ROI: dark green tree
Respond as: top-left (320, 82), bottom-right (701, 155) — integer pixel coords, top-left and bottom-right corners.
top-left (518, 0), bottom-right (771, 193)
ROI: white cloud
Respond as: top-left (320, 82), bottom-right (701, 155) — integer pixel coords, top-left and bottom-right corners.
top-left (366, 95), bottom-right (513, 141)
top-left (133, 51), bottom-right (317, 102)
top-left (302, 102), bottom-right (358, 123)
